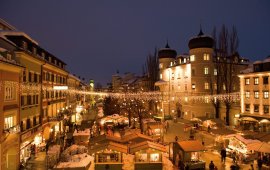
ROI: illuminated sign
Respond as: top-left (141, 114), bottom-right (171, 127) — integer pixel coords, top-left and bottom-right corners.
top-left (53, 86), bottom-right (68, 90)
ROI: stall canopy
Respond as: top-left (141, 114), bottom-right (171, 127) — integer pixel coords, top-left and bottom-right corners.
top-left (129, 141), bottom-right (166, 154)
top-left (247, 142), bottom-right (270, 153)
top-left (177, 140), bottom-right (205, 152)
top-left (240, 117), bottom-right (258, 122)
top-left (259, 119), bottom-right (270, 124)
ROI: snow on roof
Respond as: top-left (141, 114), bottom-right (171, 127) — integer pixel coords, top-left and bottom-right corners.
top-left (129, 141), bottom-right (166, 153)
top-left (225, 134), bottom-right (261, 145)
top-left (73, 128), bottom-right (90, 136)
top-left (177, 140), bottom-right (205, 152)
top-left (54, 153), bottom-right (93, 169)
top-left (254, 60), bottom-right (262, 64)
top-left (0, 47), bottom-right (7, 52)
top-left (0, 30), bottom-right (38, 45)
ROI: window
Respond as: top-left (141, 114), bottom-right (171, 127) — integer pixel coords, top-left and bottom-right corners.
top-left (204, 67), bottom-right (209, 75)
top-left (192, 69), bottom-right (195, 76)
top-left (34, 73), bottom-right (37, 83)
top-left (245, 78), bottom-right (250, 85)
top-left (245, 91), bottom-right (250, 98)
top-left (192, 84), bottom-right (196, 89)
top-left (36, 95), bottom-right (39, 104)
top-left (21, 96), bottom-right (25, 106)
top-left (263, 76), bottom-right (269, 85)
top-left (23, 70), bottom-right (26, 82)
top-left (203, 53), bottom-right (210, 61)
top-left (245, 104), bottom-right (250, 111)
top-left (254, 77), bottom-right (259, 85)
top-left (159, 63), bottom-right (163, 69)
top-left (214, 83), bottom-right (217, 90)
top-left (204, 82), bottom-right (209, 90)
top-left (264, 105), bottom-right (269, 114)
top-left (205, 97), bottom-right (209, 103)
top-left (27, 95), bottom-right (31, 105)
top-left (171, 73), bottom-right (174, 80)
top-left (160, 74), bottom-right (162, 79)
top-left (254, 91), bottom-right (259, 99)
top-left (264, 91), bottom-right (269, 99)
top-left (28, 72), bottom-right (32, 82)
top-left (185, 84), bottom-right (187, 91)
top-left (254, 105), bottom-right (259, 112)
top-left (4, 82), bottom-right (16, 101)
top-left (4, 116), bottom-right (14, 129)
top-left (170, 62), bottom-right (173, 66)
top-left (190, 55), bottom-right (195, 62)
top-left (214, 69), bottom-right (217, 76)
top-left (183, 58), bottom-right (186, 63)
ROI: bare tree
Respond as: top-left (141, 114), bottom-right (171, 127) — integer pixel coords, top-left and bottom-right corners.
top-left (214, 25), bottom-right (240, 125)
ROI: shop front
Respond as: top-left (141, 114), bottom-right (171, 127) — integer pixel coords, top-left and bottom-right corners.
top-left (20, 125), bottom-right (43, 164)
top-left (130, 141), bottom-right (166, 170)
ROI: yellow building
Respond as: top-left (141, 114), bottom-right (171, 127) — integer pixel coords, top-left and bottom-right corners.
top-left (0, 47), bottom-right (23, 170)
top-left (239, 58), bottom-right (270, 132)
top-left (156, 30), bottom-right (248, 125)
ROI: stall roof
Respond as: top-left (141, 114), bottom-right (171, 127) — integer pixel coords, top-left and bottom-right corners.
top-left (89, 134), bottom-right (122, 145)
top-left (89, 141), bottom-right (128, 154)
top-left (177, 140), bottom-right (205, 152)
top-left (129, 141), bottom-right (166, 153)
top-left (122, 132), bottom-right (154, 143)
top-left (225, 134), bottom-right (261, 145)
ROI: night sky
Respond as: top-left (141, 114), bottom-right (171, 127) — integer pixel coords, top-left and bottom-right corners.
top-left (1, 1), bottom-right (270, 86)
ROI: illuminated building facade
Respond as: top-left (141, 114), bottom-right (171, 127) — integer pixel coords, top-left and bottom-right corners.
top-left (0, 46), bottom-right (23, 170)
top-left (239, 58), bottom-right (270, 132)
top-left (156, 30), bottom-right (249, 124)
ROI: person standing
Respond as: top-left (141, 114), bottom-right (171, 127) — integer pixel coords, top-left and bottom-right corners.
top-left (175, 136), bottom-right (179, 142)
top-left (220, 148), bottom-right (226, 163)
top-left (209, 161), bottom-right (215, 170)
top-left (257, 158), bottom-right (263, 170)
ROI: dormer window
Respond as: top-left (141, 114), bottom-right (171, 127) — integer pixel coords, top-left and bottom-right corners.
top-left (183, 58), bottom-right (186, 63)
top-left (170, 62), bottom-right (173, 66)
top-left (33, 47), bottom-right (36, 55)
top-left (159, 63), bottom-right (163, 69)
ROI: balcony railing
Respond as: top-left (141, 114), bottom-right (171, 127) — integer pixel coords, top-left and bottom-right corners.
top-left (3, 125), bottom-right (21, 134)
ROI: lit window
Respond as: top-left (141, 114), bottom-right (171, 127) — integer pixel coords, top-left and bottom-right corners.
top-left (245, 91), bottom-right (250, 98)
top-left (254, 77), bottom-right (259, 85)
top-left (205, 97), bottom-right (209, 103)
top-left (204, 67), bottom-right (209, 75)
top-left (203, 53), bottom-right (210, 61)
top-left (223, 84), bottom-right (226, 90)
top-left (245, 104), bottom-right (250, 111)
top-left (170, 62), bottom-right (173, 66)
top-left (192, 84), bottom-right (196, 89)
top-left (214, 69), bottom-right (217, 75)
top-left (4, 81), bottom-right (16, 101)
top-left (159, 63), bottom-right (163, 69)
top-left (254, 105), bottom-right (259, 112)
top-left (254, 91), bottom-right (259, 99)
top-left (245, 78), bottom-right (250, 85)
top-left (190, 55), bottom-right (195, 62)
top-left (183, 58), bottom-right (186, 63)
top-left (160, 74), bottom-right (162, 79)
top-left (214, 83), bottom-right (217, 90)
top-left (179, 59), bottom-right (182, 64)
top-left (204, 82), bottom-right (209, 90)
top-left (264, 105), bottom-right (269, 114)
top-left (264, 91), bottom-right (269, 99)
top-left (4, 116), bottom-right (14, 129)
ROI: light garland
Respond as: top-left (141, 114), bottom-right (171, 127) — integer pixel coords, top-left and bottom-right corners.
top-left (0, 80), bottom-right (248, 103)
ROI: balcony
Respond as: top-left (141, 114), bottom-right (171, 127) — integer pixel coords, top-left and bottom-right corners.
top-left (3, 125), bottom-right (21, 134)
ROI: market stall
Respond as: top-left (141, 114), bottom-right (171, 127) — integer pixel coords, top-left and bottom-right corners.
top-left (54, 145), bottom-right (91, 170)
top-left (224, 134), bottom-right (260, 163)
top-left (89, 141), bottom-right (128, 170)
top-left (172, 140), bottom-right (205, 170)
top-left (129, 141), bottom-right (166, 170)
top-left (73, 128), bottom-right (90, 146)
top-left (239, 117), bottom-right (259, 131)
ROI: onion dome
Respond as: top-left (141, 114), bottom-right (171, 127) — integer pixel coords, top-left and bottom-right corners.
top-left (188, 29), bottom-right (214, 50)
top-left (158, 42), bottom-right (177, 59)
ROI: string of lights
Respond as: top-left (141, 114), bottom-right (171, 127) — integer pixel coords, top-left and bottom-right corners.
top-left (0, 80), bottom-right (244, 103)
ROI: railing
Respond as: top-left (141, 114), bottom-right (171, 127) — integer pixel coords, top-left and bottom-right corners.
top-left (3, 125), bottom-right (21, 134)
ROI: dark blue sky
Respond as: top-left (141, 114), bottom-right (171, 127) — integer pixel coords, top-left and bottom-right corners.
top-left (1, 1), bottom-right (270, 85)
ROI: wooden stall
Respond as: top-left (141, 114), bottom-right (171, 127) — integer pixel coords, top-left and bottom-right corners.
top-left (130, 141), bottom-right (166, 170)
top-left (172, 140), bottom-right (205, 170)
